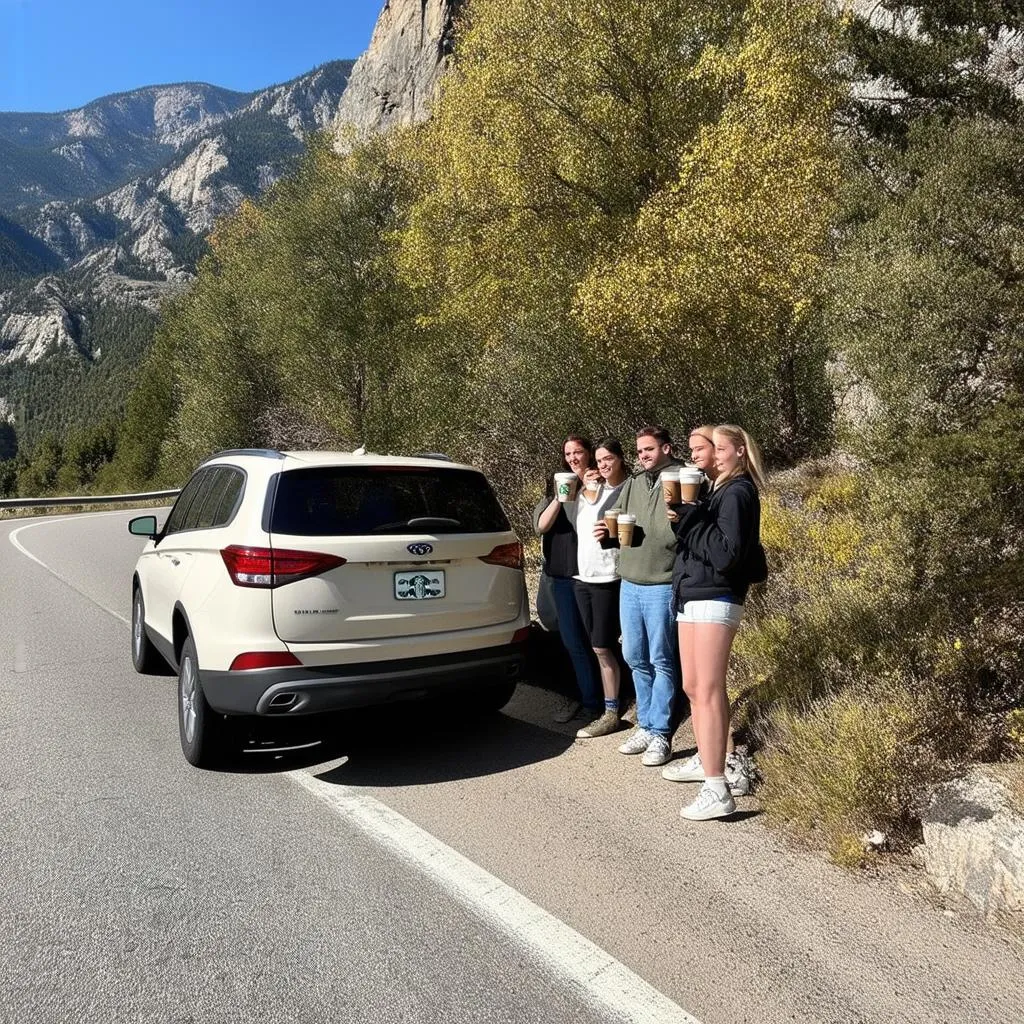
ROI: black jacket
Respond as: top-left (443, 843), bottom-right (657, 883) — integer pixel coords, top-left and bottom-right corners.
top-left (670, 474), bottom-right (764, 609)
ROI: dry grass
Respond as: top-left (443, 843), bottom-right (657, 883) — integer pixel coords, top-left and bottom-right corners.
top-left (757, 682), bottom-right (955, 867)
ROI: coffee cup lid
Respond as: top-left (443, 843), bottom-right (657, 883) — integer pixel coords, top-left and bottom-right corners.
top-left (618, 513), bottom-right (636, 522)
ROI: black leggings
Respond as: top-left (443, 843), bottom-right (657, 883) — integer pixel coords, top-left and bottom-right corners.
top-left (573, 579), bottom-right (622, 649)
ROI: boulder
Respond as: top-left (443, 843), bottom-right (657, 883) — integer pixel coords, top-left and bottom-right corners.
top-left (916, 770), bottom-right (1024, 918)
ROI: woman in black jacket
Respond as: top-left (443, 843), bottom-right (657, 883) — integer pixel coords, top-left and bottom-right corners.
top-left (666, 424), bottom-right (767, 821)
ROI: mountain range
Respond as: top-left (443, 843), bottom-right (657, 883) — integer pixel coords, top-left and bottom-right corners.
top-left (0, 0), bottom-right (462, 450)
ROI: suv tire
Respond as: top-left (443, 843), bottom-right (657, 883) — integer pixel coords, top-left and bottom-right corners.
top-left (178, 635), bottom-right (227, 768)
top-left (131, 587), bottom-right (168, 675)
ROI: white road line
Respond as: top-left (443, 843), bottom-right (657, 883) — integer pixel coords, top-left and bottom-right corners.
top-left (289, 768), bottom-right (703, 1024)
top-left (7, 510), bottom-right (134, 624)
top-left (9, 513), bottom-right (701, 1022)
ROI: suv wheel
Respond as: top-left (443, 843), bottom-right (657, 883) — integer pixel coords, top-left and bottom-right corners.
top-left (131, 587), bottom-right (166, 674)
top-left (178, 636), bottom-right (226, 768)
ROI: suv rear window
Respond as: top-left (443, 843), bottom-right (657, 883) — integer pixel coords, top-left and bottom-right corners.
top-left (269, 467), bottom-right (512, 537)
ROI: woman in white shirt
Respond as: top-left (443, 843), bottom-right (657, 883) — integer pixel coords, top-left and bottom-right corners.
top-left (573, 438), bottom-right (629, 738)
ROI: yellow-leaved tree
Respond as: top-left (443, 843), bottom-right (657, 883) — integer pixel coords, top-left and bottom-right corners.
top-left (577, 0), bottom-right (843, 457)
top-left (396, 0), bottom-right (747, 490)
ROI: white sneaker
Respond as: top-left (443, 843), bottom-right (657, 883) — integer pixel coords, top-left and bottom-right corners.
top-left (641, 735), bottom-right (672, 767)
top-left (617, 728), bottom-right (653, 755)
top-left (680, 783), bottom-right (737, 821)
top-left (661, 753), bottom-right (704, 782)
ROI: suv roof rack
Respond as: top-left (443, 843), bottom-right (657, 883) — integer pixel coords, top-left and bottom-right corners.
top-left (415, 452), bottom-right (454, 462)
top-left (203, 448), bottom-right (285, 465)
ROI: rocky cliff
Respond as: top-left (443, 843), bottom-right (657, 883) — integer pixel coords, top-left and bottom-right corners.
top-left (334, 0), bottom-right (462, 138)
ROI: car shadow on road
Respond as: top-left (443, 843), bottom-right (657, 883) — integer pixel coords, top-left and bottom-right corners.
top-left (319, 706), bottom-right (575, 786)
top-left (229, 698), bottom-right (574, 783)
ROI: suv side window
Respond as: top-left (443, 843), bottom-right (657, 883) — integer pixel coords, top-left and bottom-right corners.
top-left (193, 467), bottom-right (245, 530)
top-left (178, 471), bottom-right (217, 532)
top-left (162, 471), bottom-right (209, 537)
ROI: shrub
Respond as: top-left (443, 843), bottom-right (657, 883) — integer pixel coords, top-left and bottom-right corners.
top-left (730, 461), bottom-right (1022, 864)
top-left (758, 681), bottom-right (960, 866)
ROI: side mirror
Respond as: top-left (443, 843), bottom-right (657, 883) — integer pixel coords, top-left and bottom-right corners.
top-left (128, 515), bottom-right (158, 539)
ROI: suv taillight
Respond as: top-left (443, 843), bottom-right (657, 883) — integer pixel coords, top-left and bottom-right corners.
top-left (479, 542), bottom-right (523, 570)
top-left (220, 545), bottom-right (346, 588)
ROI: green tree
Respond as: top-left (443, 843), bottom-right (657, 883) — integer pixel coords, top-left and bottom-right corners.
top-left (396, 0), bottom-right (751, 486)
top-left (0, 421), bottom-right (16, 462)
top-left (154, 134), bottom-right (427, 481)
top-left (577, 0), bottom-right (842, 458)
top-left (16, 434), bottom-right (62, 496)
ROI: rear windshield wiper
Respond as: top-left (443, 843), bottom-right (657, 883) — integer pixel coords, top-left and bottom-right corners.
top-left (370, 516), bottom-right (463, 533)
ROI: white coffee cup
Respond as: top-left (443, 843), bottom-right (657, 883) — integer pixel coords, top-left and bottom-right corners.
top-left (554, 472), bottom-right (578, 502)
top-left (661, 467), bottom-right (681, 504)
top-left (680, 467), bottom-right (703, 502)
top-left (617, 512), bottom-right (637, 547)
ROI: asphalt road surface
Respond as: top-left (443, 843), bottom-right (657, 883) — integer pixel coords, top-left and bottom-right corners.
top-left (2, 509), bottom-right (1022, 1024)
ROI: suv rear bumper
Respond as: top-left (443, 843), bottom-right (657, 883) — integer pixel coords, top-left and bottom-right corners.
top-left (200, 643), bottom-right (526, 715)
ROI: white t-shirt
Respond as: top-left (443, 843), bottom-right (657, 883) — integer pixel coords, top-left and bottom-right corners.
top-left (573, 481), bottom-right (625, 584)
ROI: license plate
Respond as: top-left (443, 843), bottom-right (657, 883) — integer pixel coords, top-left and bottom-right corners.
top-left (394, 569), bottom-right (446, 600)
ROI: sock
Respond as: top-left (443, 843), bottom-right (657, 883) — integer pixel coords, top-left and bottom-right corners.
top-left (604, 698), bottom-right (619, 713)
top-left (704, 776), bottom-right (729, 798)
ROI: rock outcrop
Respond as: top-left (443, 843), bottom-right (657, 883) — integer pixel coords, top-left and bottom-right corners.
top-left (916, 770), bottom-right (1024, 919)
top-left (334, 0), bottom-right (462, 138)
top-left (0, 280), bottom-right (80, 366)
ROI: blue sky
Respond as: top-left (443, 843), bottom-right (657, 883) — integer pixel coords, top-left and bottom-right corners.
top-left (0, 0), bottom-right (383, 113)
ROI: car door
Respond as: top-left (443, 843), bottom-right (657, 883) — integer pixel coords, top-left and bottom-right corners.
top-left (144, 469), bottom-right (215, 649)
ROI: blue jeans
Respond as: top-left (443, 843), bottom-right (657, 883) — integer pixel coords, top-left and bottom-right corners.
top-left (550, 576), bottom-right (602, 709)
top-left (619, 580), bottom-right (677, 736)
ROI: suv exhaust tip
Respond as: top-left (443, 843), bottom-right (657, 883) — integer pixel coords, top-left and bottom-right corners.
top-left (268, 692), bottom-right (299, 711)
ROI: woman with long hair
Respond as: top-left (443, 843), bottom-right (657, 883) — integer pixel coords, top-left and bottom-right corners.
top-left (573, 438), bottom-right (629, 738)
top-left (665, 424), bottom-right (767, 820)
top-left (534, 435), bottom-right (602, 722)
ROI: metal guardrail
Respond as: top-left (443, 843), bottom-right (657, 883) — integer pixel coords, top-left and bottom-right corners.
top-left (0, 489), bottom-right (180, 510)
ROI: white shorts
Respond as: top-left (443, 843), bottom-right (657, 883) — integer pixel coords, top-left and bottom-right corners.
top-left (676, 599), bottom-right (744, 629)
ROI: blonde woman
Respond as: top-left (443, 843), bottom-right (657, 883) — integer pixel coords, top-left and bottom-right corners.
top-left (665, 424), bottom-right (767, 820)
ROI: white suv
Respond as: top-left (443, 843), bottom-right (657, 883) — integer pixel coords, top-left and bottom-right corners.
top-left (129, 449), bottom-right (530, 767)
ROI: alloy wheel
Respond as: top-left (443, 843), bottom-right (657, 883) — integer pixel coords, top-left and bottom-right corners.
top-left (180, 654), bottom-right (197, 744)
